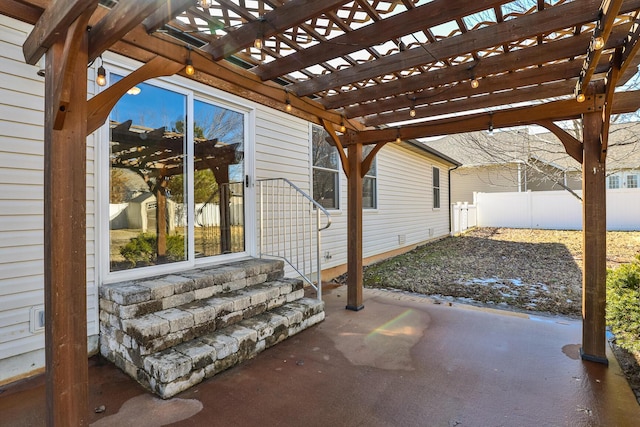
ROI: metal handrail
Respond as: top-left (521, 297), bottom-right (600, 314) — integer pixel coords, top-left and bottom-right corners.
top-left (257, 178), bottom-right (331, 299)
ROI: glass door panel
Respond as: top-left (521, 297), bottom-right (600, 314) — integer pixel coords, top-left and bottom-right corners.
top-left (193, 100), bottom-right (245, 257)
top-left (109, 78), bottom-right (188, 271)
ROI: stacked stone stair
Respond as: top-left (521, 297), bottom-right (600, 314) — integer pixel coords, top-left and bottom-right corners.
top-left (99, 258), bottom-right (324, 398)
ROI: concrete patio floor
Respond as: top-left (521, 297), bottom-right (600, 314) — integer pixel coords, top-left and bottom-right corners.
top-left (1, 284), bottom-right (638, 426)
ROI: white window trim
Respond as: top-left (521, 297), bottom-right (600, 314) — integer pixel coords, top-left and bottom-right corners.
top-left (310, 123), bottom-right (342, 211)
top-left (97, 56), bottom-right (256, 285)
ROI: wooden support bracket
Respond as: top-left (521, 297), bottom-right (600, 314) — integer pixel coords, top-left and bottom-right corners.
top-left (536, 120), bottom-right (583, 164)
top-left (361, 142), bottom-right (386, 178)
top-left (321, 118), bottom-right (350, 178)
top-left (87, 56), bottom-right (184, 135)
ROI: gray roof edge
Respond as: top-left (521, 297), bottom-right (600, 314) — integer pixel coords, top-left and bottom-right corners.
top-left (403, 139), bottom-right (462, 167)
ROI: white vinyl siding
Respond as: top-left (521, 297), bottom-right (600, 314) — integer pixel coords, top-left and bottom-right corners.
top-left (0, 15), bottom-right (98, 383)
top-left (319, 142), bottom-right (452, 270)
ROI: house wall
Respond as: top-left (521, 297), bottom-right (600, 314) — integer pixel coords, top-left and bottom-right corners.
top-left (317, 142), bottom-right (453, 278)
top-left (0, 15), bottom-right (454, 383)
top-left (451, 164), bottom-right (520, 203)
top-left (0, 15), bottom-right (99, 385)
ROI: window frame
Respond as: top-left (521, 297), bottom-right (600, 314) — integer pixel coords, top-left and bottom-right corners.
top-left (99, 60), bottom-right (254, 284)
top-left (433, 166), bottom-right (441, 209)
top-left (608, 175), bottom-right (621, 189)
top-left (311, 124), bottom-right (341, 210)
top-left (362, 145), bottom-right (378, 210)
top-left (626, 174), bottom-right (638, 188)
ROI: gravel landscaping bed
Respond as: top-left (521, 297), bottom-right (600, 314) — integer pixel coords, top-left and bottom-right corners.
top-left (333, 227), bottom-right (640, 404)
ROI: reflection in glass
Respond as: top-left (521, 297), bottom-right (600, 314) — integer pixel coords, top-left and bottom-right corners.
top-left (312, 126), bottom-right (339, 209)
top-left (109, 79), bottom-right (187, 271)
top-left (193, 100), bottom-right (245, 257)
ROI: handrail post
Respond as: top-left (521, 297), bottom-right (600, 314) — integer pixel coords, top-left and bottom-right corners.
top-left (256, 178), bottom-right (330, 300)
top-left (316, 206), bottom-right (322, 300)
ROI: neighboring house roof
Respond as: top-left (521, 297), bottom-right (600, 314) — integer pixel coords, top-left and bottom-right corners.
top-left (424, 121), bottom-right (640, 173)
top-left (401, 139), bottom-right (462, 167)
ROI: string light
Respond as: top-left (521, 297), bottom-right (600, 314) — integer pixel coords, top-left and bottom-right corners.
top-left (340, 117), bottom-right (346, 133)
top-left (592, 36), bottom-right (605, 50)
top-left (200, 0), bottom-right (210, 8)
top-left (488, 114), bottom-right (494, 136)
top-left (96, 56), bottom-right (106, 87)
top-left (255, 17), bottom-right (264, 50)
top-left (185, 47), bottom-right (195, 76)
top-left (470, 77), bottom-right (479, 89)
top-left (395, 128), bottom-right (401, 144)
top-left (409, 97), bottom-right (416, 118)
top-left (285, 91), bottom-right (292, 112)
top-left (576, 91), bottom-right (586, 103)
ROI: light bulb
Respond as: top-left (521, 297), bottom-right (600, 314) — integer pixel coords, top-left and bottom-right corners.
top-left (254, 38), bottom-right (263, 49)
top-left (185, 59), bottom-right (195, 76)
top-left (471, 78), bottom-right (479, 89)
top-left (410, 108), bottom-right (416, 118)
top-left (96, 65), bottom-right (106, 87)
top-left (285, 100), bottom-right (292, 112)
top-left (593, 36), bottom-right (605, 50)
top-left (576, 93), bottom-right (586, 103)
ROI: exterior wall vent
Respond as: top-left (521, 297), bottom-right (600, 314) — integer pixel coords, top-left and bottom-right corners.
top-left (30, 305), bottom-right (45, 334)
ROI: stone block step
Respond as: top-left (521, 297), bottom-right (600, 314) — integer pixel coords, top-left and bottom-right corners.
top-left (118, 298), bottom-right (325, 399)
top-left (100, 278), bottom-right (304, 362)
top-left (99, 259), bottom-right (285, 319)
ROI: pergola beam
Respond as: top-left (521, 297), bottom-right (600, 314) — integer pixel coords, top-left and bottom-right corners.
top-left (143, 0), bottom-right (196, 34)
top-left (22, 0), bottom-right (97, 65)
top-left (321, 24), bottom-right (632, 110)
top-left (203, 0), bottom-right (349, 60)
top-left (364, 80), bottom-right (576, 127)
top-left (348, 60), bottom-right (587, 119)
top-left (255, 0), bottom-right (504, 81)
top-left (88, 0), bottom-right (170, 63)
top-left (352, 90), bottom-right (640, 145)
top-left (578, 0), bottom-right (624, 93)
top-left (291, 0), bottom-right (616, 97)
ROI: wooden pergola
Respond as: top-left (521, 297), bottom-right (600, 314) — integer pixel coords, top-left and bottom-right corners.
top-left (4, 0), bottom-right (640, 424)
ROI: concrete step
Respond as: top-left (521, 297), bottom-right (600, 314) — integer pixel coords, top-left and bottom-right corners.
top-left (99, 258), bottom-right (325, 399)
top-left (124, 298), bottom-right (325, 398)
top-left (99, 258), bottom-right (285, 319)
top-left (100, 278), bottom-right (305, 360)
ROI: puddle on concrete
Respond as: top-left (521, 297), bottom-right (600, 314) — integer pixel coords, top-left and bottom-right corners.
top-left (327, 299), bottom-right (429, 370)
top-left (562, 344), bottom-right (581, 360)
top-left (90, 393), bottom-right (202, 427)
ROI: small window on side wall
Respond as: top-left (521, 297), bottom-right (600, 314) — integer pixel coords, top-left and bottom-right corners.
top-left (362, 145), bottom-right (377, 209)
top-left (433, 167), bottom-right (441, 209)
top-left (312, 126), bottom-right (339, 209)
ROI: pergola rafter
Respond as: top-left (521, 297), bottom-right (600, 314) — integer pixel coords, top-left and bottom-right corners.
top-left (5, 1), bottom-right (640, 424)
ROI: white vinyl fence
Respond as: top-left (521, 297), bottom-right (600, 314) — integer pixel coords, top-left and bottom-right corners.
top-left (451, 202), bottom-right (478, 235)
top-left (460, 188), bottom-right (640, 231)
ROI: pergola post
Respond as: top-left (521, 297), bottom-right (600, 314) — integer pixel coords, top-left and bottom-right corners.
top-left (580, 84), bottom-right (608, 365)
top-left (43, 20), bottom-right (89, 426)
top-left (346, 142), bottom-right (364, 310)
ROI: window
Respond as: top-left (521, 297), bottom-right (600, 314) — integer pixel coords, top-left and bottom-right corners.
top-left (608, 175), bottom-right (621, 189)
top-left (362, 145), bottom-right (377, 209)
top-left (107, 75), bottom-right (246, 273)
top-left (626, 174), bottom-right (638, 188)
top-left (433, 167), bottom-right (441, 209)
top-left (312, 125), bottom-right (339, 209)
